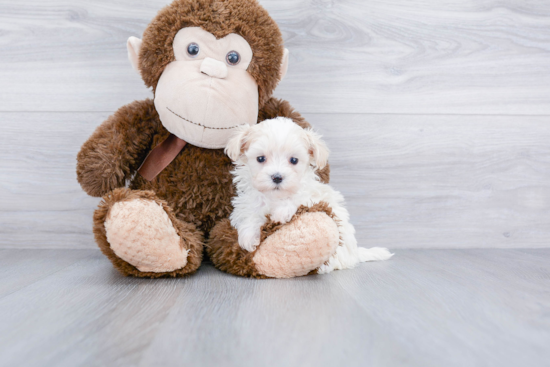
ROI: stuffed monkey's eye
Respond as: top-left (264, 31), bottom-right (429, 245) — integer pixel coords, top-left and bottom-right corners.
top-left (226, 51), bottom-right (240, 65)
top-left (187, 43), bottom-right (200, 57)
top-left (257, 156), bottom-right (266, 163)
top-left (290, 157), bottom-right (299, 165)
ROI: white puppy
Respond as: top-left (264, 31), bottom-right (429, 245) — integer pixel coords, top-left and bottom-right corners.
top-left (225, 117), bottom-right (393, 274)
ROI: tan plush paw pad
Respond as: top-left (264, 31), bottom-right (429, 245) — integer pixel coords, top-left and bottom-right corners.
top-left (253, 212), bottom-right (339, 278)
top-left (105, 199), bottom-right (187, 273)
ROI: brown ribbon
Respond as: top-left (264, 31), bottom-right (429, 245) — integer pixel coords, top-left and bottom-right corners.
top-left (138, 134), bottom-right (187, 181)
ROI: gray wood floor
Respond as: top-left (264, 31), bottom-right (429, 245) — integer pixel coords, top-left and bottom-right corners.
top-left (0, 249), bottom-right (549, 367)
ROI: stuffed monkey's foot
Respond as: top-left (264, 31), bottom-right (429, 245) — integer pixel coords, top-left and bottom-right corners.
top-left (105, 199), bottom-right (186, 272)
top-left (94, 188), bottom-right (203, 277)
top-left (207, 202), bottom-right (340, 279)
top-left (253, 209), bottom-right (339, 278)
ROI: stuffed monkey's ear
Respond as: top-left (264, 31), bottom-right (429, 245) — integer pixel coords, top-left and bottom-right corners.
top-left (127, 37), bottom-right (142, 75)
top-left (279, 48), bottom-right (289, 81)
top-left (305, 129), bottom-right (330, 170)
top-left (225, 125), bottom-right (252, 162)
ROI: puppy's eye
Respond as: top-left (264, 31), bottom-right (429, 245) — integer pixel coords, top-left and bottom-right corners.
top-left (290, 157), bottom-right (299, 165)
top-left (226, 51), bottom-right (240, 65)
top-left (187, 43), bottom-right (200, 57)
top-left (257, 156), bottom-right (266, 163)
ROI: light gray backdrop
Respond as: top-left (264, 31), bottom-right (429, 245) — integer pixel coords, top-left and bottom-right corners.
top-left (1, 0), bottom-right (550, 249)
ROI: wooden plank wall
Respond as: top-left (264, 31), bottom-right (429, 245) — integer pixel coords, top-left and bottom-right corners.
top-left (1, 0), bottom-right (549, 249)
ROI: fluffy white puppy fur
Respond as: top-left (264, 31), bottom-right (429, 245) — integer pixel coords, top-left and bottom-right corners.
top-left (225, 117), bottom-right (393, 274)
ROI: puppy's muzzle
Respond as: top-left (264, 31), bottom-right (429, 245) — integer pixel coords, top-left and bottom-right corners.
top-left (271, 174), bottom-right (283, 184)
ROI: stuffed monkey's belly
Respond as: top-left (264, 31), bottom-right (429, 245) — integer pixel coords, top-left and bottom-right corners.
top-left (132, 144), bottom-right (235, 234)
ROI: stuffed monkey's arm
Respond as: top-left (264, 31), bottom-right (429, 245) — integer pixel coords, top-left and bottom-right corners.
top-left (76, 99), bottom-right (159, 197)
top-left (258, 98), bottom-right (330, 183)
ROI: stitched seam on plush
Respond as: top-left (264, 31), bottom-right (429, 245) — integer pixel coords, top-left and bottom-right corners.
top-left (166, 107), bottom-right (246, 130)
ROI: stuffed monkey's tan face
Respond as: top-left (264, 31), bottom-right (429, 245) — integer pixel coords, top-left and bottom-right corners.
top-left (131, 27), bottom-right (260, 149)
top-left (156, 28), bottom-right (259, 148)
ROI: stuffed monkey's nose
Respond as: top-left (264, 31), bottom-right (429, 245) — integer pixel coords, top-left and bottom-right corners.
top-left (200, 57), bottom-right (228, 79)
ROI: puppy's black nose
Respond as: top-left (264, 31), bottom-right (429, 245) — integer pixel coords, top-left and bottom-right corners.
top-left (271, 174), bottom-right (283, 184)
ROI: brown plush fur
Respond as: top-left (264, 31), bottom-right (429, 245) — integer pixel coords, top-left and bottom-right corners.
top-left (206, 202), bottom-right (337, 278)
top-left (206, 219), bottom-right (268, 278)
top-left (93, 188), bottom-right (204, 278)
top-left (139, 0), bottom-right (284, 106)
top-left (76, 0), bottom-right (334, 278)
top-left (258, 98), bottom-right (311, 129)
top-left (77, 99), bottom-right (160, 198)
top-left (77, 97), bottom-right (328, 277)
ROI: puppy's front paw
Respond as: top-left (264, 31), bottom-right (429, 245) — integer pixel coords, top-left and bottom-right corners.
top-left (271, 206), bottom-right (297, 224)
top-left (238, 228), bottom-right (261, 252)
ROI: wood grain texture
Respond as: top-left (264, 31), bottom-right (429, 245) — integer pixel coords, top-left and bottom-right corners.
top-left (307, 113), bottom-right (550, 248)
top-left (0, 249), bottom-right (548, 367)
top-left (0, 249), bottom-right (94, 298)
top-left (2, 112), bottom-right (549, 249)
top-left (331, 248), bottom-right (550, 367)
top-left (0, 112), bottom-right (104, 248)
top-left (0, 0), bottom-right (549, 113)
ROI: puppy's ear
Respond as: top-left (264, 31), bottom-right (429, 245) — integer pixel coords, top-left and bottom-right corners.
top-left (304, 129), bottom-right (330, 169)
top-left (225, 124), bottom-right (252, 161)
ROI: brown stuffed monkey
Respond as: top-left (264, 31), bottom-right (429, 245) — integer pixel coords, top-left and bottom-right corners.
top-left (76, 0), bottom-right (340, 278)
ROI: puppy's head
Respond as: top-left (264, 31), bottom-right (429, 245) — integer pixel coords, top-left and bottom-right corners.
top-left (225, 117), bottom-right (329, 195)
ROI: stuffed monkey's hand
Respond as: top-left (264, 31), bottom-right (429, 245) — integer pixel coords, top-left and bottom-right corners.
top-left (76, 99), bottom-right (158, 197)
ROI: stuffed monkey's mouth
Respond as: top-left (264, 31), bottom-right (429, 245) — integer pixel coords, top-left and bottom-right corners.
top-left (166, 107), bottom-right (247, 130)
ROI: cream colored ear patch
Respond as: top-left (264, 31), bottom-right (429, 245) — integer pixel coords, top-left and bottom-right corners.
top-left (127, 36), bottom-right (142, 74)
top-left (279, 48), bottom-right (289, 81)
